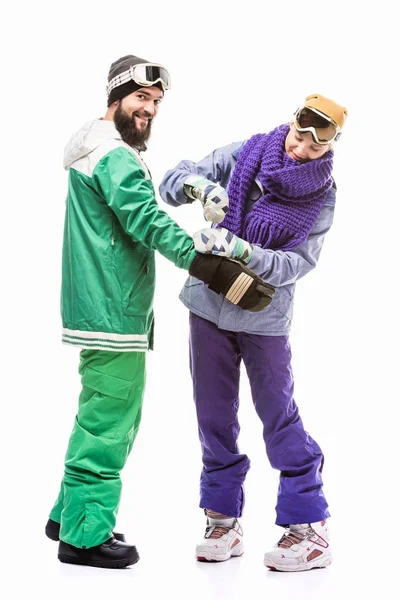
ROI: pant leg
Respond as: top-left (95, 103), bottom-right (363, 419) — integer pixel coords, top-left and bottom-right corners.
top-left (50, 349), bottom-right (146, 548)
top-left (189, 313), bottom-right (250, 518)
top-left (49, 488), bottom-right (63, 524)
top-left (239, 333), bottom-right (329, 526)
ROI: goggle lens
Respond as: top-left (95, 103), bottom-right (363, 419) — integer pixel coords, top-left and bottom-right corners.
top-left (133, 64), bottom-right (171, 90)
top-left (294, 107), bottom-right (341, 144)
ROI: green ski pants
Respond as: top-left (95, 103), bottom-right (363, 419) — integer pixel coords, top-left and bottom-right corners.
top-left (49, 349), bottom-right (146, 548)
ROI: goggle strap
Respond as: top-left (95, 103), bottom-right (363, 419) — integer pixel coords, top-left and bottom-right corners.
top-left (107, 68), bottom-right (135, 95)
top-left (106, 64), bottom-right (169, 96)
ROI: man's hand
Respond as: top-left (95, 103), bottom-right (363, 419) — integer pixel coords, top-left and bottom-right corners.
top-left (189, 254), bottom-right (275, 313)
top-left (193, 227), bottom-right (253, 264)
top-left (184, 175), bottom-right (229, 223)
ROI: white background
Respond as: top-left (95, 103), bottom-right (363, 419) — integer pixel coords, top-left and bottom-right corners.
top-left (2, 1), bottom-right (399, 598)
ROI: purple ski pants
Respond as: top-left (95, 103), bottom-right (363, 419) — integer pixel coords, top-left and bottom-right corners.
top-left (189, 312), bottom-right (330, 526)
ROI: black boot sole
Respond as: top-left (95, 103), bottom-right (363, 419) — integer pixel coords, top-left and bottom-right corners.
top-left (58, 550), bottom-right (140, 569)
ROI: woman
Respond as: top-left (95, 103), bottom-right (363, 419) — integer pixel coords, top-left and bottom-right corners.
top-left (159, 93), bottom-right (347, 572)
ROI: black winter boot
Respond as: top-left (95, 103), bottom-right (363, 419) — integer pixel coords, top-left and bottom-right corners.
top-left (58, 537), bottom-right (139, 568)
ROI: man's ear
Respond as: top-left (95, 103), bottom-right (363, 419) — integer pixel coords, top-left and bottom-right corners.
top-left (104, 99), bottom-right (120, 120)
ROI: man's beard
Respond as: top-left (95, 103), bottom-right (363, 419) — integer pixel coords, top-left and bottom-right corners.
top-left (113, 103), bottom-right (153, 149)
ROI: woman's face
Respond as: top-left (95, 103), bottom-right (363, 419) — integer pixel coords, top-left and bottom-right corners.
top-left (285, 124), bottom-right (331, 162)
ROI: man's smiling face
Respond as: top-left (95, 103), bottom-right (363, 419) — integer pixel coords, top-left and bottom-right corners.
top-left (113, 87), bottom-right (163, 148)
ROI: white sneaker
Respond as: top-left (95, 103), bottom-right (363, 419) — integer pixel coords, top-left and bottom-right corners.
top-left (196, 516), bottom-right (244, 562)
top-left (264, 520), bottom-right (332, 572)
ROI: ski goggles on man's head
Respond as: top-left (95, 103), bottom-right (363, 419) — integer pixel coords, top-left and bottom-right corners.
top-left (107, 63), bottom-right (171, 96)
top-left (293, 106), bottom-right (342, 145)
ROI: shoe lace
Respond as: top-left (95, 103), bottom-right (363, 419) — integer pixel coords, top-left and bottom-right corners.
top-left (276, 527), bottom-right (312, 549)
top-left (205, 518), bottom-right (239, 540)
top-left (205, 524), bottom-right (231, 539)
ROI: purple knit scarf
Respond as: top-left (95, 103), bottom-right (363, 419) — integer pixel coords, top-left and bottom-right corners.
top-left (221, 124), bottom-right (334, 250)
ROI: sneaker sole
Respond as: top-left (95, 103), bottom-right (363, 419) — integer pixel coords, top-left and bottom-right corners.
top-left (196, 546), bottom-right (244, 562)
top-left (264, 556), bottom-right (333, 572)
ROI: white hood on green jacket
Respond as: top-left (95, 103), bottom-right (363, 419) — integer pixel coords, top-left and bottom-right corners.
top-left (63, 119), bottom-right (122, 170)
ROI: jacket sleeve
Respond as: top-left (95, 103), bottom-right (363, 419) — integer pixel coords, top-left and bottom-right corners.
top-left (246, 188), bottom-right (337, 287)
top-left (92, 147), bottom-right (196, 271)
top-left (159, 141), bottom-right (244, 206)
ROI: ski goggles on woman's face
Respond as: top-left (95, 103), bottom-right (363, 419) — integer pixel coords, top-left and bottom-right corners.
top-left (107, 63), bottom-right (171, 96)
top-left (293, 106), bottom-right (342, 145)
